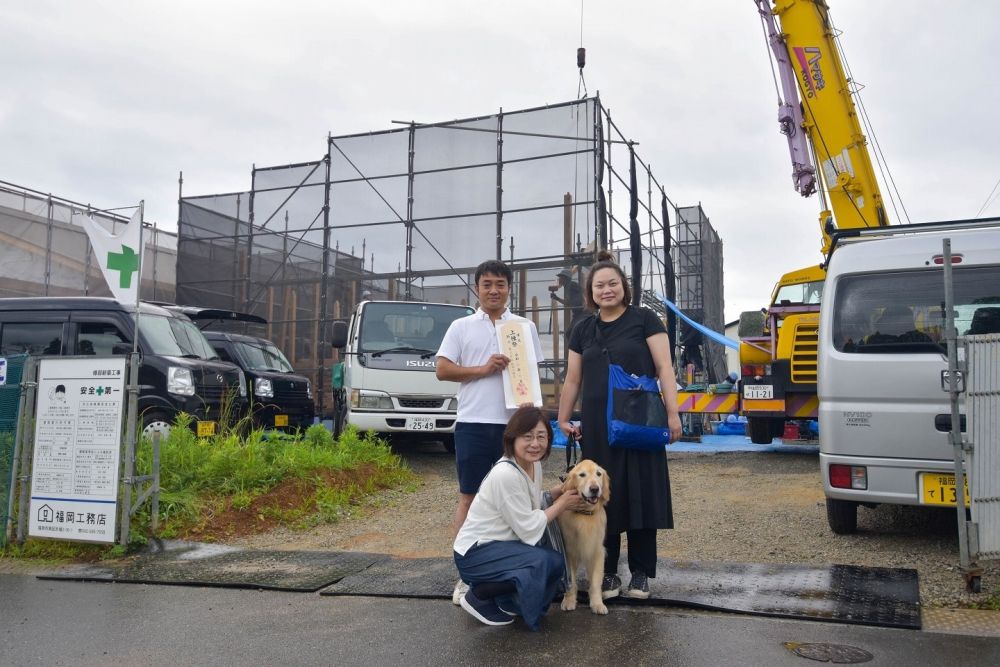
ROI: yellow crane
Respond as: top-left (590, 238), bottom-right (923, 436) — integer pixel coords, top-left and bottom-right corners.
top-left (739, 0), bottom-right (890, 443)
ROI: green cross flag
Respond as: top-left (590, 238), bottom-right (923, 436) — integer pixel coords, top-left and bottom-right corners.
top-left (107, 244), bottom-right (139, 288)
top-left (75, 206), bottom-right (144, 304)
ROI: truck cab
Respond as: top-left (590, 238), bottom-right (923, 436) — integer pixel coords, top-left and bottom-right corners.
top-left (331, 300), bottom-right (475, 452)
top-left (739, 265), bottom-right (823, 443)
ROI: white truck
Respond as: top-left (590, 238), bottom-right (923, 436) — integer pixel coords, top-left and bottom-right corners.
top-left (818, 219), bottom-right (1000, 533)
top-left (330, 300), bottom-right (475, 452)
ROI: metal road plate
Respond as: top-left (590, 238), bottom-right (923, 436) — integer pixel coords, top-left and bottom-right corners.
top-left (40, 544), bottom-right (387, 592)
top-left (320, 556), bottom-right (457, 598)
top-left (321, 554), bottom-right (921, 630)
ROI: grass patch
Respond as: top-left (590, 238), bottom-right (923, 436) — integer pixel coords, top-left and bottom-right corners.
top-left (967, 594), bottom-right (1000, 611)
top-left (1, 416), bottom-right (414, 562)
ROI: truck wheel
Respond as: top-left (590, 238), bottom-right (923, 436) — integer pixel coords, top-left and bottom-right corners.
top-left (141, 411), bottom-right (172, 442)
top-left (747, 417), bottom-right (774, 444)
top-left (826, 498), bottom-right (859, 534)
top-left (441, 434), bottom-right (455, 455)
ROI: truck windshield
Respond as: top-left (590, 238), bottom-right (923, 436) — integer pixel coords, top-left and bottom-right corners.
top-left (139, 315), bottom-right (219, 359)
top-left (774, 280), bottom-right (824, 306)
top-left (359, 302), bottom-right (475, 354)
top-left (233, 340), bottom-right (295, 372)
top-left (833, 266), bottom-right (1000, 353)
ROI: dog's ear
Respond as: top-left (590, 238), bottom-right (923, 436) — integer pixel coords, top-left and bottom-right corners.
top-left (600, 466), bottom-right (611, 503)
top-left (561, 466), bottom-right (576, 493)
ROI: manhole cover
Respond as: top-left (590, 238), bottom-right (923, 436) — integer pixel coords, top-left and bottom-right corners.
top-left (783, 642), bottom-right (874, 664)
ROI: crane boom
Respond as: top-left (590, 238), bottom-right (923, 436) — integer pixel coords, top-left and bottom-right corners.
top-left (733, 1), bottom-right (892, 445)
top-left (758, 0), bottom-right (889, 252)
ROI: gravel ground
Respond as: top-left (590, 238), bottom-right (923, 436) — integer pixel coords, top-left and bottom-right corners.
top-left (230, 440), bottom-right (997, 609)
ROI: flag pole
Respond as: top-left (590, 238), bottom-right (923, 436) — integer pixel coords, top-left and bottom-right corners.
top-left (120, 201), bottom-right (144, 545)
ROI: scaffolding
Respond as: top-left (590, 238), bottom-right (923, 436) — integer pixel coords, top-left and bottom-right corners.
top-left (0, 180), bottom-right (176, 302)
top-left (675, 204), bottom-right (726, 382)
top-left (177, 97), bottom-right (726, 415)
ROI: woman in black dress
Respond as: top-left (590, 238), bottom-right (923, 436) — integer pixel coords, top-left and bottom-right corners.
top-left (556, 251), bottom-right (682, 599)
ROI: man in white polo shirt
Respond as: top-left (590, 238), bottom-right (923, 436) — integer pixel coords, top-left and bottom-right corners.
top-left (436, 259), bottom-right (545, 604)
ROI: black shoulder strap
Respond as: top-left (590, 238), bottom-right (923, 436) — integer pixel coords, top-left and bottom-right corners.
top-left (591, 315), bottom-right (613, 364)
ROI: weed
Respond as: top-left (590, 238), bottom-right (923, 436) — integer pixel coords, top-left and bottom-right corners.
top-left (1, 420), bottom-right (413, 563)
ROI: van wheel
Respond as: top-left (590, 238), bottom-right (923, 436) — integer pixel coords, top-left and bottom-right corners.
top-left (141, 411), bottom-right (172, 442)
top-left (747, 417), bottom-right (774, 444)
top-left (441, 435), bottom-right (455, 455)
top-left (826, 498), bottom-right (859, 534)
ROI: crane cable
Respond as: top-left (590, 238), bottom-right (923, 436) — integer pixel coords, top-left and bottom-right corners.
top-left (830, 19), bottom-right (911, 224)
top-left (758, 10), bottom-right (784, 109)
top-left (571, 0), bottom-right (590, 253)
top-left (974, 176), bottom-right (1000, 218)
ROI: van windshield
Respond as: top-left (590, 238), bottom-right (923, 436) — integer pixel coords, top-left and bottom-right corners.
top-left (833, 266), bottom-right (1000, 353)
top-left (232, 339), bottom-right (295, 372)
top-left (359, 302), bottom-right (475, 354)
top-left (139, 315), bottom-right (219, 359)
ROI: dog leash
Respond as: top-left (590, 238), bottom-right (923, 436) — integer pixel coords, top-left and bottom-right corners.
top-left (562, 434), bottom-right (578, 481)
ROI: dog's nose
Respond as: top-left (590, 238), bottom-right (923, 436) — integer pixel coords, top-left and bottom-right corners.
top-left (588, 485), bottom-right (600, 495)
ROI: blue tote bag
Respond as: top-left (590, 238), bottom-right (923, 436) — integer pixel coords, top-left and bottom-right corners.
top-left (606, 363), bottom-right (671, 451)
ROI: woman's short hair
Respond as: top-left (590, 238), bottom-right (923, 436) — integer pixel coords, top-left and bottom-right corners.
top-left (583, 250), bottom-right (632, 310)
top-left (502, 405), bottom-right (553, 460)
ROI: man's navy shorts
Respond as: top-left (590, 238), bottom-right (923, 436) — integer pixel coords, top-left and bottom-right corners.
top-left (454, 422), bottom-right (506, 494)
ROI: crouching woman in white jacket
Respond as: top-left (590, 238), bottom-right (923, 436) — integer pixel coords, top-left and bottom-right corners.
top-left (453, 405), bottom-right (585, 630)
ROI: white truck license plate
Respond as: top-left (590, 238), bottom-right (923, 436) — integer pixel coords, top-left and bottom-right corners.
top-left (406, 416), bottom-right (436, 431)
top-left (743, 385), bottom-right (774, 400)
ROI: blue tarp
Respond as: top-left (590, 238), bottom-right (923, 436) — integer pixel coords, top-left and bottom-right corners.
top-left (659, 296), bottom-right (740, 350)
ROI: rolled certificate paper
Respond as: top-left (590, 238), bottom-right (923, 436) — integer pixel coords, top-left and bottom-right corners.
top-left (496, 320), bottom-right (543, 408)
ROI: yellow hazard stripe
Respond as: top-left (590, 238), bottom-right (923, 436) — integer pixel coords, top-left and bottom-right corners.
top-left (787, 394), bottom-right (819, 418)
top-left (677, 392), bottom-right (739, 414)
top-left (742, 398), bottom-right (786, 413)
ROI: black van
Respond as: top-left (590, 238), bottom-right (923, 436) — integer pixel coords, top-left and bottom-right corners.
top-left (0, 297), bottom-right (247, 438)
top-left (202, 331), bottom-right (315, 431)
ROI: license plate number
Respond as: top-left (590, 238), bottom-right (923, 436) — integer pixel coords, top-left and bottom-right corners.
top-left (197, 421), bottom-right (217, 437)
top-left (743, 385), bottom-right (774, 400)
top-left (405, 416), bottom-right (436, 431)
top-left (274, 414), bottom-right (288, 427)
top-left (919, 472), bottom-right (970, 507)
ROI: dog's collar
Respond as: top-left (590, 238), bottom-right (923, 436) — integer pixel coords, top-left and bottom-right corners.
top-left (574, 508), bottom-right (596, 515)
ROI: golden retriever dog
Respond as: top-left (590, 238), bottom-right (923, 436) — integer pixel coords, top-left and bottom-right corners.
top-left (557, 459), bottom-right (611, 615)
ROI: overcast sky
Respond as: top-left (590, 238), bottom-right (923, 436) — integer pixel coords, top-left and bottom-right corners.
top-left (3, 1), bottom-right (998, 321)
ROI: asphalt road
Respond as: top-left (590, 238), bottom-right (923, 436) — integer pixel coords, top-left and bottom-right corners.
top-left (3, 574), bottom-right (999, 666)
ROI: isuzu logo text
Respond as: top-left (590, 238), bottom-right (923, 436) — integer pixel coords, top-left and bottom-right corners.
top-left (405, 360), bottom-right (436, 368)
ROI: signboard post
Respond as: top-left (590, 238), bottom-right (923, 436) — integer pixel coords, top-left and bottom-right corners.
top-left (28, 357), bottom-right (126, 543)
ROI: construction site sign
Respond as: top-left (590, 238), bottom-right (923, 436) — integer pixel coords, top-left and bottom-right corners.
top-left (28, 357), bottom-right (126, 543)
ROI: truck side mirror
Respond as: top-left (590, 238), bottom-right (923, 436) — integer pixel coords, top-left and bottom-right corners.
top-left (331, 320), bottom-right (348, 349)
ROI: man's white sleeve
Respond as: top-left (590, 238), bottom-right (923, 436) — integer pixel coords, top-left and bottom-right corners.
top-left (436, 320), bottom-right (462, 364)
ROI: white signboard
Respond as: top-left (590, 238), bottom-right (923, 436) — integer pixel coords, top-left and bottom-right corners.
top-left (496, 321), bottom-right (543, 409)
top-left (0, 357), bottom-right (7, 385)
top-left (29, 357), bottom-right (126, 543)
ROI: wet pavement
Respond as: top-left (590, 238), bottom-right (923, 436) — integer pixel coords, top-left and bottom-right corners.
top-left (3, 573), bottom-right (999, 666)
